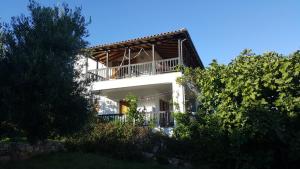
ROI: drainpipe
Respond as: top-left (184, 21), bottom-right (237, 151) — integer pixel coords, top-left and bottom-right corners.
top-left (178, 39), bottom-right (181, 64)
top-left (180, 39), bottom-right (187, 66)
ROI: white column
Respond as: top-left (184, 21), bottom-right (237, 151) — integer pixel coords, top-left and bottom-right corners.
top-left (172, 81), bottom-right (185, 128)
top-left (106, 51), bottom-right (109, 79)
top-left (85, 56), bottom-right (88, 79)
top-left (128, 48), bottom-right (131, 77)
top-left (152, 44), bottom-right (155, 74)
top-left (172, 82), bottom-right (185, 113)
top-left (96, 60), bottom-right (99, 76)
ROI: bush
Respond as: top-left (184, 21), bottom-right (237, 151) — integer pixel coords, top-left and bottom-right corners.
top-left (125, 94), bottom-right (145, 126)
top-left (0, 121), bottom-right (24, 140)
top-left (175, 50), bottom-right (300, 169)
top-left (65, 121), bottom-right (157, 160)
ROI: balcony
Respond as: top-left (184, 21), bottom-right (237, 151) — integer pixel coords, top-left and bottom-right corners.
top-left (97, 111), bottom-right (174, 127)
top-left (87, 57), bottom-right (179, 82)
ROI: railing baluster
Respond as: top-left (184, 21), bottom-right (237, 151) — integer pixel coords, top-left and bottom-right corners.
top-left (167, 60), bottom-right (169, 72)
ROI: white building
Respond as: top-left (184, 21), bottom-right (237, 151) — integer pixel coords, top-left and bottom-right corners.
top-left (83, 29), bottom-right (203, 128)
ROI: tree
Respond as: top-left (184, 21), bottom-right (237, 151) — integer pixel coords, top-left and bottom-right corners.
top-left (176, 50), bottom-right (300, 169)
top-left (0, 22), bottom-right (11, 123)
top-left (0, 1), bottom-right (91, 142)
top-left (0, 22), bottom-right (3, 55)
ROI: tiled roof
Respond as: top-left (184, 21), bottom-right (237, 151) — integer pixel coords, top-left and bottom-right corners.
top-left (88, 28), bottom-right (187, 50)
top-left (86, 28), bottom-right (204, 68)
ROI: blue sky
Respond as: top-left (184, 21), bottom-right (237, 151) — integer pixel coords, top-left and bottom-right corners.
top-left (1, 0), bottom-right (299, 66)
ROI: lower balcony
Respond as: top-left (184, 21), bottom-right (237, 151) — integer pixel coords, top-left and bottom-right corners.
top-left (92, 83), bottom-right (177, 128)
top-left (87, 57), bottom-right (179, 81)
top-left (97, 111), bottom-right (174, 127)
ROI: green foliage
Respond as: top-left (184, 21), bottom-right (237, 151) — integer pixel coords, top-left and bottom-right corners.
top-left (0, 121), bottom-right (24, 139)
top-left (125, 94), bottom-right (144, 126)
top-left (0, 1), bottom-right (91, 142)
top-left (65, 121), bottom-right (155, 159)
top-left (176, 50), bottom-right (300, 169)
top-left (0, 23), bottom-right (4, 57)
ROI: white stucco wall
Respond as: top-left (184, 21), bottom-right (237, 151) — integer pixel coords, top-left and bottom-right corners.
top-left (76, 54), bottom-right (185, 114)
top-left (137, 97), bottom-right (158, 113)
top-left (97, 96), bottom-right (160, 115)
top-left (76, 55), bottom-right (106, 74)
top-left (92, 72), bottom-right (185, 113)
top-left (98, 96), bottom-right (118, 114)
top-left (97, 83), bottom-right (172, 115)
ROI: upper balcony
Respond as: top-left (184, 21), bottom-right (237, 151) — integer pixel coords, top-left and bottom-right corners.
top-left (87, 57), bottom-right (179, 81)
top-left (83, 29), bottom-right (204, 82)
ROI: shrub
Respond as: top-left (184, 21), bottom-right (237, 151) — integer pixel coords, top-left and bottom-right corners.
top-left (65, 121), bottom-right (156, 160)
top-left (125, 94), bottom-right (144, 126)
top-left (0, 121), bottom-right (24, 140)
top-left (175, 50), bottom-right (300, 169)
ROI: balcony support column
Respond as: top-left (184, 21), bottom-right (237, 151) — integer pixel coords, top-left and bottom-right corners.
top-left (96, 59), bottom-right (99, 76)
top-left (172, 81), bottom-right (185, 127)
top-left (85, 56), bottom-right (88, 79)
top-left (152, 44), bottom-right (155, 74)
top-left (106, 51), bottom-right (109, 79)
top-left (128, 48), bottom-right (131, 77)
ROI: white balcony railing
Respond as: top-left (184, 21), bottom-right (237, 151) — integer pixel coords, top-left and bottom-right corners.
top-left (97, 111), bottom-right (174, 127)
top-left (87, 57), bottom-right (179, 81)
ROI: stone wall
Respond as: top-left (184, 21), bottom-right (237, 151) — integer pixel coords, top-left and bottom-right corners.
top-left (0, 140), bottom-right (65, 161)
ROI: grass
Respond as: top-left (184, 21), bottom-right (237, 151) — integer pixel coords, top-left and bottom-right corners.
top-left (0, 152), bottom-right (175, 169)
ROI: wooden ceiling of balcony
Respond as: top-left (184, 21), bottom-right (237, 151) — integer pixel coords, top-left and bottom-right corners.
top-left (86, 29), bottom-right (204, 68)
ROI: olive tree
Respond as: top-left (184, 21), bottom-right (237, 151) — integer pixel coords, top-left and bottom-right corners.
top-left (0, 1), bottom-right (91, 142)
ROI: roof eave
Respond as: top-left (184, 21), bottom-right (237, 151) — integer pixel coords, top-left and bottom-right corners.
top-left (182, 30), bottom-right (204, 69)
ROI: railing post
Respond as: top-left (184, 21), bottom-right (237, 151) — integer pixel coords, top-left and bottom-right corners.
top-left (152, 44), bottom-right (155, 74)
